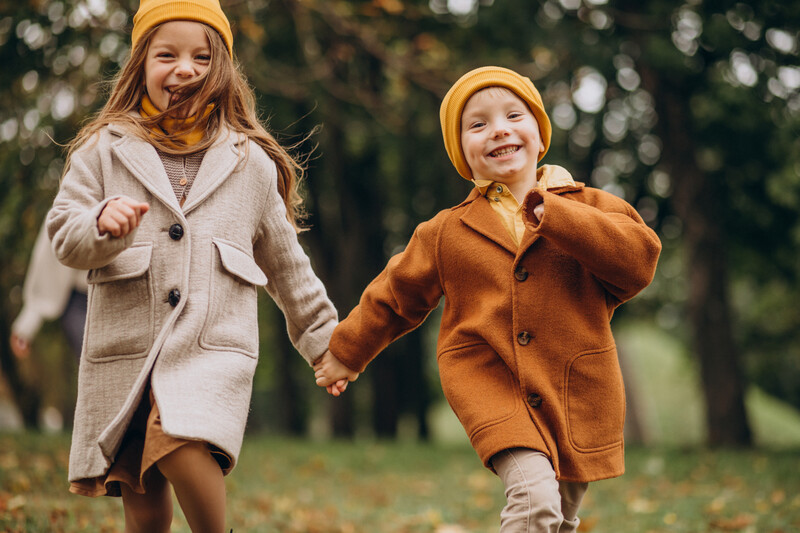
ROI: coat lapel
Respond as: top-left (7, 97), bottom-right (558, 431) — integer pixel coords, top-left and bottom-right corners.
top-left (181, 130), bottom-right (245, 214)
top-left (458, 191), bottom-right (517, 255)
top-left (109, 125), bottom-right (245, 215)
top-left (109, 126), bottom-right (181, 212)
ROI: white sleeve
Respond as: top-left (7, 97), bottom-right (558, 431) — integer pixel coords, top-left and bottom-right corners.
top-left (11, 221), bottom-right (84, 340)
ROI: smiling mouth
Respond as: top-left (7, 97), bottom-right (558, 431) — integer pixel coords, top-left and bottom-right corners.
top-left (490, 146), bottom-right (520, 158)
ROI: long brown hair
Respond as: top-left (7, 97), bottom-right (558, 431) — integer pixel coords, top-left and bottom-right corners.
top-left (65, 24), bottom-right (308, 231)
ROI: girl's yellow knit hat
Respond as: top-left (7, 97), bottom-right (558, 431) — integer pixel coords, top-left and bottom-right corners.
top-left (439, 66), bottom-right (552, 180)
top-left (132, 0), bottom-right (233, 57)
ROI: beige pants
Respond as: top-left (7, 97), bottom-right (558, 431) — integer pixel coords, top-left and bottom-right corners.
top-left (491, 448), bottom-right (588, 533)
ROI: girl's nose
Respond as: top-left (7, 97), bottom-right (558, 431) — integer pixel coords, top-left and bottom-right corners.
top-left (175, 60), bottom-right (195, 77)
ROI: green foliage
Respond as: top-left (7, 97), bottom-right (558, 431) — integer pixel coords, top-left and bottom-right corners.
top-left (3, 0), bottom-right (800, 432)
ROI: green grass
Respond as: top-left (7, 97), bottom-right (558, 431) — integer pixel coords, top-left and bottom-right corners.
top-left (615, 321), bottom-right (800, 448)
top-left (0, 432), bottom-right (798, 532)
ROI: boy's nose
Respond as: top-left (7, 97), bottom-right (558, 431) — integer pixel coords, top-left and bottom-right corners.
top-left (492, 126), bottom-right (511, 139)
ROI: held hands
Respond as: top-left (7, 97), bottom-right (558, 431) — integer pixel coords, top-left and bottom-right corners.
top-left (313, 350), bottom-right (359, 397)
top-left (98, 197), bottom-right (150, 238)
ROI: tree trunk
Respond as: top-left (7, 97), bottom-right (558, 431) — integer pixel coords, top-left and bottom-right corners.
top-left (273, 309), bottom-right (307, 435)
top-left (640, 69), bottom-right (752, 446)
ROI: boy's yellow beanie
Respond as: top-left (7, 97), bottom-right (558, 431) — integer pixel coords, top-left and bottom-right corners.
top-left (440, 66), bottom-right (552, 180)
top-left (132, 0), bottom-right (233, 57)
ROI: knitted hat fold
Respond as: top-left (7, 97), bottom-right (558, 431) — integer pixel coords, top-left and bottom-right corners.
top-left (132, 0), bottom-right (233, 57)
top-left (440, 66), bottom-right (552, 180)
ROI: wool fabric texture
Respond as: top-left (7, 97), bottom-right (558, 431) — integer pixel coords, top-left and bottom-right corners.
top-left (132, 0), bottom-right (233, 57)
top-left (440, 66), bottom-right (552, 180)
top-left (47, 123), bottom-right (337, 483)
top-left (329, 181), bottom-right (662, 482)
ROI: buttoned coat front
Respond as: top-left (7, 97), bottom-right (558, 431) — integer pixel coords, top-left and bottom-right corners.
top-left (330, 182), bottom-right (661, 483)
top-left (47, 124), bottom-right (337, 483)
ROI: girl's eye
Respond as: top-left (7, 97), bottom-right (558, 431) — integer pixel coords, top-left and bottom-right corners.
top-left (196, 54), bottom-right (211, 61)
top-left (508, 112), bottom-right (523, 119)
top-left (157, 52), bottom-right (174, 59)
top-left (468, 121), bottom-right (485, 129)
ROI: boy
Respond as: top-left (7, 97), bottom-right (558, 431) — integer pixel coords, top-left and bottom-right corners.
top-left (315, 66), bottom-right (661, 531)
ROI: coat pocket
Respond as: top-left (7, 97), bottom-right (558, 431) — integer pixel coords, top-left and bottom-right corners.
top-left (438, 343), bottom-right (519, 437)
top-left (200, 238), bottom-right (267, 358)
top-left (84, 242), bottom-right (154, 362)
top-left (564, 345), bottom-right (625, 452)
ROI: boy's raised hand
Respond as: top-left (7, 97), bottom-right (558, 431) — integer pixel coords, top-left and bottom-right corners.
top-left (98, 196), bottom-right (150, 238)
top-left (314, 350), bottom-right (359, 397)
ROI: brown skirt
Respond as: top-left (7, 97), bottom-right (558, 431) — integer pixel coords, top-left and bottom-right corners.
top-left (69, 386), bottom-right (231, 498)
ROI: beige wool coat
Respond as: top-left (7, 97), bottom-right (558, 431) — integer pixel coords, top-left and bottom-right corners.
top-left (47, 123), bottom-right (337, 483)
top-left (330, 180), bottom-right (661, 483)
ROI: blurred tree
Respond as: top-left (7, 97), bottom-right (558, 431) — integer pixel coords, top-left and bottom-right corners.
top-left (0, 0), bottom-right (132, 427)
top-left (2, 0), bottom-right (799, 445)
top-left (522, 0), bottom-right (800, 445)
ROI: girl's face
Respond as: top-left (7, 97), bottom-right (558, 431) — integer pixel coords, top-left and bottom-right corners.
top-left (144, 21), bottom-right (211, 114)
top-left (460, 87), bottom-right (544, 188)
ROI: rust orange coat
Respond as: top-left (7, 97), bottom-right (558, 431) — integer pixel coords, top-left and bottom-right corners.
top-left (329, 183), bottom-right (661, 482)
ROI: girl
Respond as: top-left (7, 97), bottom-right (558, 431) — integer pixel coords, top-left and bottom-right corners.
top-left (46, 1), bottom-right (341, 531)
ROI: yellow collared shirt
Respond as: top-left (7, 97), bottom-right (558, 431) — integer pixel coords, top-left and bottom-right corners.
top-left (473, 165), bottom-right (576, 247)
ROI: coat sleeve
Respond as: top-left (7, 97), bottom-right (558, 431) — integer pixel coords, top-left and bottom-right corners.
top-left (523, 188), bottom-right (661, 303)
top-left (329, 217), bottom-right (444, 373)
top-left (46, 137), bottom-right (136, 270)
top-left (252, 154), bottom-right (337, 365)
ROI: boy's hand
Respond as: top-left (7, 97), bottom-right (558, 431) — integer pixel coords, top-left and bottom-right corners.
top-left (313, 350), bottom-right (359, 397)
top-left (98, 197), bottom-right (150, 238)
top-left (532, 203), bottom-right (545, 222)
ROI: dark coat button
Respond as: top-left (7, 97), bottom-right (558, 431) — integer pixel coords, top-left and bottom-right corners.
top-left (517, 331), bottom-right (532, 345)
top-left (514, 266), bottom-right (529, 281)
top-left (527, 393), bottom-right (543, 408)
top-left (168, 289), bottom-right (181, 307)
top-left (168, 223), bottom-right (184, 240)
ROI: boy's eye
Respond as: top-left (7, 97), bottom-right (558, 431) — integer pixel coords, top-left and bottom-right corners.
top-left (508, 112), bottom-right (523, 119)
top-left (468, 121), bottom-right (485, 129)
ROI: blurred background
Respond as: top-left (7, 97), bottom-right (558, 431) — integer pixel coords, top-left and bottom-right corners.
top-left (2, 0), bottom-right (800, 454)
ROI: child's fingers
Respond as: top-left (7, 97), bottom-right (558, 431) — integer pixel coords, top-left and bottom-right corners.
top-left (133, 202), bottom-right (150, 227)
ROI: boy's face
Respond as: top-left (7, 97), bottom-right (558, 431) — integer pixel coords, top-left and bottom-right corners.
top-left (460, 87), bottom-right (544, 186)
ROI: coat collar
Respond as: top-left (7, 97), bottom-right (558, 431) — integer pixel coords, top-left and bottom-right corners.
top-left (107, 122), bottom-right (246, 216)
top-left (458, 189), bottom-right (518, 254)
top-left (455, 181), bottom-right (586, 256)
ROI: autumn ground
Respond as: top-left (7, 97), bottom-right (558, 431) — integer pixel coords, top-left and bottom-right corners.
top-left (0, 431), bottom-right (798, 533)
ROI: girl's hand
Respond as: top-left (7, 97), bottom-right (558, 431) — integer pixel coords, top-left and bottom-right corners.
top-left (313, 350), bottom-right (359, 397)
top-left (98, 197), bottom-right (150, 238)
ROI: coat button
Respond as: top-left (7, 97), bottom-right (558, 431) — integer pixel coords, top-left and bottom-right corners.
top-left (168, 223), bottom-right (184, 240)
top-left (168, 289), bottom-right (181, 307)
top-left (527, 393), bottom-right (543, 408)
top-left (514, 266), bottom-right (529, 281)
top-left (517, 331), bottom-right (532, 345)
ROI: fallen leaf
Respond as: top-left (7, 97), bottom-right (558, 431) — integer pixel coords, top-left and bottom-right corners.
top-left (709, 513), bottom-right (755, 530)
